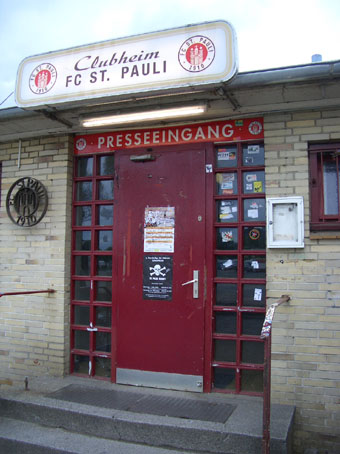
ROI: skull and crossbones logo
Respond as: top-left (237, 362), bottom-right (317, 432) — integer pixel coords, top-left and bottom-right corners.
top-left (150, 264), bottom-right (166, 276)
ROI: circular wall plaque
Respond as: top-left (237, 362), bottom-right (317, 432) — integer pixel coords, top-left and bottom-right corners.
top-left (6, 177), bottom-right (48, 227)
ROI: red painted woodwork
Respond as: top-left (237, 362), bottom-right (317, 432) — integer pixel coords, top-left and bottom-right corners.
top-left (114, 144), bottom-right (208, 376)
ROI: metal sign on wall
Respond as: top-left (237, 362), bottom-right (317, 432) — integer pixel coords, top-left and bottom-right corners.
top-left (74, 117), bottom-right (263, 154)
top-left (6, 177), bottom-right (48, 227)
top-left (15, 20), bottom-right (238, 108)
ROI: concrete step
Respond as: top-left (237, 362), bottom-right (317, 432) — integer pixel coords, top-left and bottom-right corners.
top-left (0, 377), bottom-right (295, 454)
top-left (0, 417), bottom-right (197, 454)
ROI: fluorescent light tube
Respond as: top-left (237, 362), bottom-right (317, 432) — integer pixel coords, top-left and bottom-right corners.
top-left (82, 105), bottom-right (206, 127)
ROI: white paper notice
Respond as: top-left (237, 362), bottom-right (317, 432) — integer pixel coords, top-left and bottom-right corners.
top-left (254, 288), bottom-right (262, 301)
top-left (248, 209), bottom-right (259, 219)
top-left (144, 207), bottom-right (175, 253)
top-left (251, 261), bottom-right (259, 269)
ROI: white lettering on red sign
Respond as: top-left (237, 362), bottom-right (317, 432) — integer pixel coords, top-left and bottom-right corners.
top-left (74, 118), bottom-right (264, 154)
top-left (96, 123), bottom-right (234, 149)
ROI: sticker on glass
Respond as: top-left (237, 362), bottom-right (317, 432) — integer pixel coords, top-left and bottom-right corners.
top-left (248, 145), bottom-right (260, 154)
top-left (246, 174), bottom-right (257, 182)
top-left (254, 288), bottom-right (262, 301)
top-left (248, 209), bottom-right (258, 219)
top-left (219, 201), bottom-right (236, 220)
top-left (221, 230), bottom-right (233, 242)
top-left (218, 150), bottom-right (236, 161)
top-left (254, 181), bottom-right (263, 193)
top-left (249, 228), bottom-right (260, 240)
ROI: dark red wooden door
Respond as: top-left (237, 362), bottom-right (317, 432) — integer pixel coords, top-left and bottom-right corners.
top-left (115, 144), bottom-right (207, 391)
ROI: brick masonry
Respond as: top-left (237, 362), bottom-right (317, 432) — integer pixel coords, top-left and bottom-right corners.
top-left (0, 115), bottom-right (339, 453)
top-left (264, 110), bottom-right (340, 454)
top-left (0, 136), bottom-right (73, 384)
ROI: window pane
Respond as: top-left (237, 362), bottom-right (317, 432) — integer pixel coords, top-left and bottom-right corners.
top-left (96, 306), bottom-right (111, 327)
top-left (95, 357), bottom-right (111, 378)
top-left (76, 181), bottom-right (92, 201)
top-left (214, 339), bottom-right (236, 362)
top-left (98, 231), bottom-right (112, 251)
top-left (216, 146), bottom-right (237, 168)
top-left (217, 200), bottom-right (238, 222)
top-left (242, 284), bottom-right (266, 307)
top-left (75, 231), bottom-right (91, 251)
top-left (242, 341), bottom-right (264, 364)
top-left (243, 255), bottom-right (266, 279)
top-left (242, 313), bottom-right (265, 336)
top-left (241, 369), bottom-right (263, 393)
top-left (216, 173), bottom-right (238, 195)
top-left (75, 206), bottom-right (91, 226)
top-left (216, 228), bottom-right (238, 250)
top-left (216, 255), bottom-right (238, 278)
top-left (96, 256), bottom-right (112, 276)
top-left (243, 198), bottom-right (266, 222)
top-left (74, 305), bottom-right (90, 325)
top-left (98, 180), bottom-right (114, 200)
top-left (75, 256), bottom-right (91, 276)
top-left (99, 155), bottom-right (114, 176)
top-left (73, 354), bottom-right (89, 374)
top-left (215, 312), bottom-right (237, 334)
top-left (215, 283), bottom-right (237, 306)
top-left (323, 160), bottom-right (339, 215)
top-left (243, 226), bottom-right (266, 250)
top-left (98, 206), bottom-right (113, 226)
top-left (242, 144), bottom-right (264, 166)
top-left (243, 171), bottom-right (265, 194)
top-left (96, 281), bottom-right (112, 302)
top-left (213, 367), bottom-right (236, 390)
top-left (77, 157), bottom-right (93, 177)
top-left (74, 330), bottom-right (89, 350)
top-left (96, 332), bottom-right (111, 352)
top-left (74, 280), bottom-right (90, 301)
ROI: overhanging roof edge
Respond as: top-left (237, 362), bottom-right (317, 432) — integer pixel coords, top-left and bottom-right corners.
top-left (1, 59), bottom-right (340, 120)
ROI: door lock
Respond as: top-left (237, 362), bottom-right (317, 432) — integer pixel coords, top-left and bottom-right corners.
top-left (182, 270), bottom-right (199, 298)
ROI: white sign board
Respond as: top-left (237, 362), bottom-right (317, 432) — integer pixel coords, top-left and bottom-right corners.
top-left (15, 21), bottom-right (238, 108)
top-left (267, 197), bottom-right (305, 248)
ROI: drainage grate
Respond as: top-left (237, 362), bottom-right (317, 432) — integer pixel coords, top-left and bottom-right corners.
top-left (48, 385), bottom-right (235, 423)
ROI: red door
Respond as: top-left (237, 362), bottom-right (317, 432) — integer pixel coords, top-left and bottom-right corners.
top-left (115, 144), bottom-right (207, 391)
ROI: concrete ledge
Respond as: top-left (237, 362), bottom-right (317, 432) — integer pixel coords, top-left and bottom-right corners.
top-left (0, 377), bottom-right (295, 454)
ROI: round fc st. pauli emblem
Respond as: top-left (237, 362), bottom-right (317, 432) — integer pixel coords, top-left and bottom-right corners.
top-left (248, 121), bottom-right (263, 135)
top-left (178, 35), bottom-right (215, 72)
top-left (249, 228), bottom-right (260, 241)
top-left (6, 177), bottom-right (48, 227)
top-left (29, 63), bottom-right (57, 94)
top-left (76, 138), bottom-right (87, 152)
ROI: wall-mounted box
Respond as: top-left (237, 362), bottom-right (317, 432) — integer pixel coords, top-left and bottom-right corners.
top-left (267, 197), bottom-right (304, 248)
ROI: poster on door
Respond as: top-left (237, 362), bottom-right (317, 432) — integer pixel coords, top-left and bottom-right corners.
top-left (144, 207), bottom-right (175, 253)
top-left (143, 255), bottom-right (173, 300)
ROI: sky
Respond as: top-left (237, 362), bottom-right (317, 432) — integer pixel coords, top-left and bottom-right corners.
top-left (1, 0), bottom-right (340, 109)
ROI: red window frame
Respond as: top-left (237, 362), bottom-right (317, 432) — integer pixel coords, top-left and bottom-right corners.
top-left (211, 141), bottom-right (266, 395)
top-left (309, 142), bottom-right (340, 231)
top-left (70, 154), bottom-right (115, 380)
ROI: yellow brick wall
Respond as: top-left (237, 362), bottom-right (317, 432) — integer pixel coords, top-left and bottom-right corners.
top-left (1, 118), bottom-right (339, 452)
top-left (0, 136), bottom-right (73, 384)
top-left (264, 111), bottom-right (340, 454)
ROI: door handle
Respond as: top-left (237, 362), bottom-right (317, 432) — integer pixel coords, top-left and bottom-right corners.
top-left (181, 270), bottom-right (199, 298)
top-left (182, 279), bottom-right (197, 286)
